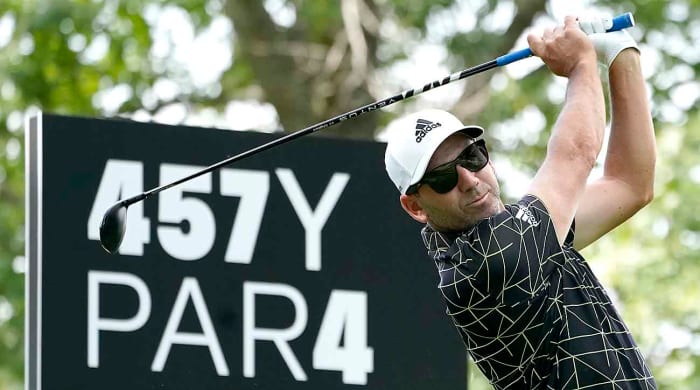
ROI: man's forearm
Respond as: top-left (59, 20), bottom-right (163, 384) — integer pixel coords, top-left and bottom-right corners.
top-left (604, 50), bottom-right (656, 200)
top-left (549, 61), bottom-right (606, 163)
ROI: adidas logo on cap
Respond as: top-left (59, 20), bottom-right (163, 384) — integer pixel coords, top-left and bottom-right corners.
top-left (414, 119), bottom-right (441, 143)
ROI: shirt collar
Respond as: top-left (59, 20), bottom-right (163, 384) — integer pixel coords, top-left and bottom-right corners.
top-left (420, 225), bottom-right (461, 255)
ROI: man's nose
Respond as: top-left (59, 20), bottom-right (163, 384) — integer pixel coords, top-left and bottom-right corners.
top-left (456, 165), bottom-right (480, 192)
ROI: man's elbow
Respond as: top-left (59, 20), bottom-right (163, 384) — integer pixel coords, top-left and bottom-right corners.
top-left (632, 179), bottom-right (655, 211)
top-left (639, 164), bottom-right (656, 207)
top-left (638, 185), bottom-right (655, 208)
top-left (611, 173), bottom-right (655, 213)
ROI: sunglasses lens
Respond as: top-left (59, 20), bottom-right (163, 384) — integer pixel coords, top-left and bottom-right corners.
top-left (424, 169), bottom-right (458, 194)
top-left (421, 140), bottom-right (488, 194)
top-left (461, 142), bottom-right (488, 171)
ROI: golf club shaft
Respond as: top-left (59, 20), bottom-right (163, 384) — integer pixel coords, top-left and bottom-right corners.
top-left (117, 12), bottom-right (634, 208)
top-left (117, 63), bottom-right (498, 208)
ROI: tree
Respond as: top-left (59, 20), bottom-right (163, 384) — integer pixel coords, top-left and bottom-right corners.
top-left (1, 0), bottom-right (699, 388)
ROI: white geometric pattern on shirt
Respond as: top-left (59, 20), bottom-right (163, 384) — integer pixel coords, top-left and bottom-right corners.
top-left (421, 195), bottom-right (657, 389)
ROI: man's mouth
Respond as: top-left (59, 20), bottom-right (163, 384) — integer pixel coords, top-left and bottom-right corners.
top-left (466, 191), bottom-right (488, 206)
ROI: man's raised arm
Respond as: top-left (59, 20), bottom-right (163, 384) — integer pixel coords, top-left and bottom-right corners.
top-left (573, 28), bottom-right (656, 250)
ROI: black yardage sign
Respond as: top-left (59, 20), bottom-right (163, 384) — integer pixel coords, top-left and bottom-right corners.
top-left (25, 113), bottom-right (466, 389)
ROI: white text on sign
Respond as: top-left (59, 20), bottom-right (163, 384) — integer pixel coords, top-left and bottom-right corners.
top-left (87, 160), bottom-right (350, 271)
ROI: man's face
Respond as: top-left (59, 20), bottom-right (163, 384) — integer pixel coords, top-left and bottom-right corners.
top-left (401, 133), bottom-right (505, 232)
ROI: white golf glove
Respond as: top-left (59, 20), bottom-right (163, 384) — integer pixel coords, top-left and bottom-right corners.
top-left (578, 14), bottom-right (639, 68)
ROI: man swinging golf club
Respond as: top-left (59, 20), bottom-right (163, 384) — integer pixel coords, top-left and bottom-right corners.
top-left (384, 15), bottom-right (657, 389)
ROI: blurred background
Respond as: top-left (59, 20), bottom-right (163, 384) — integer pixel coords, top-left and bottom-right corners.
top-left (1, 0), bottom-right (699, 388)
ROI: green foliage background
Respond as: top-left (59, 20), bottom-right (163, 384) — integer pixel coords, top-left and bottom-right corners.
top-left (1, 0), bottom-right (699, 388)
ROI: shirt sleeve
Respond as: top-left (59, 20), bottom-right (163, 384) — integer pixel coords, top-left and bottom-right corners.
top-left (446, 194), bottom-right (571, 305)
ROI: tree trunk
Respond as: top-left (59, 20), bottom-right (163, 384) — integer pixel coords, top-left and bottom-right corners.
top-left (226, 0), bottom-right (379, 140)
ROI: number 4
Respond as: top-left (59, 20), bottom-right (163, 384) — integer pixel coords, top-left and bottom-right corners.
top-left (313, 290), bottom-right (374, 385)
top-left (87, 160), bottom-right (151, 255)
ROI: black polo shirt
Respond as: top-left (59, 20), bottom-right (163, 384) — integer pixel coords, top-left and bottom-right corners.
top-left (421, 195), bottom-right (657, 389)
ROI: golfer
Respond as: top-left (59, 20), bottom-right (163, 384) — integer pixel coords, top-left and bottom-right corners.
top-left (384, 16), bottom-right (657, 389)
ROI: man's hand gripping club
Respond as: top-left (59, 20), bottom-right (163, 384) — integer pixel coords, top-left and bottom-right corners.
top-left (578, 14), bottom-right (640, 68)
top-left (526, 16), bottom-right (599, 78)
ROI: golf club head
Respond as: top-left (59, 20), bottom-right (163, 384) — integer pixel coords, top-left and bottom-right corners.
top-left (99, 202), bottom-right (127, 254)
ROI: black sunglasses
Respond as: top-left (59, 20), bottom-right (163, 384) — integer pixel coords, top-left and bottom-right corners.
top-left (406, 139), bottom-right (488, 195)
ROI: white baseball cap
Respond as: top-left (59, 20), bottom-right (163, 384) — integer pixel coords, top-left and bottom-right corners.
top-left (384, 109), bottom-right (483, 194)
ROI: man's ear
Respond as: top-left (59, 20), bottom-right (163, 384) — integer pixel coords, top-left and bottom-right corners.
top-left (400, 194), bottom-right (429, 224)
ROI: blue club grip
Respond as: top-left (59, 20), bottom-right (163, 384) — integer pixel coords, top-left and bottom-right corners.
top-left (609, 12), bottom-right (635, 32)
top-left (495, 49), bottom-right (533, 67)
top-left (495, 12), bottom-right (636, 67)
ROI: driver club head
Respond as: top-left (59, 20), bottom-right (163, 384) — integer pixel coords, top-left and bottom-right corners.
top-left (99, 202), bottom-right (127, 254)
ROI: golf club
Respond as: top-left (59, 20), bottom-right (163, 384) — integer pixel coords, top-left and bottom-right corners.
top-left (100, 12), bottom-right (635, 254)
